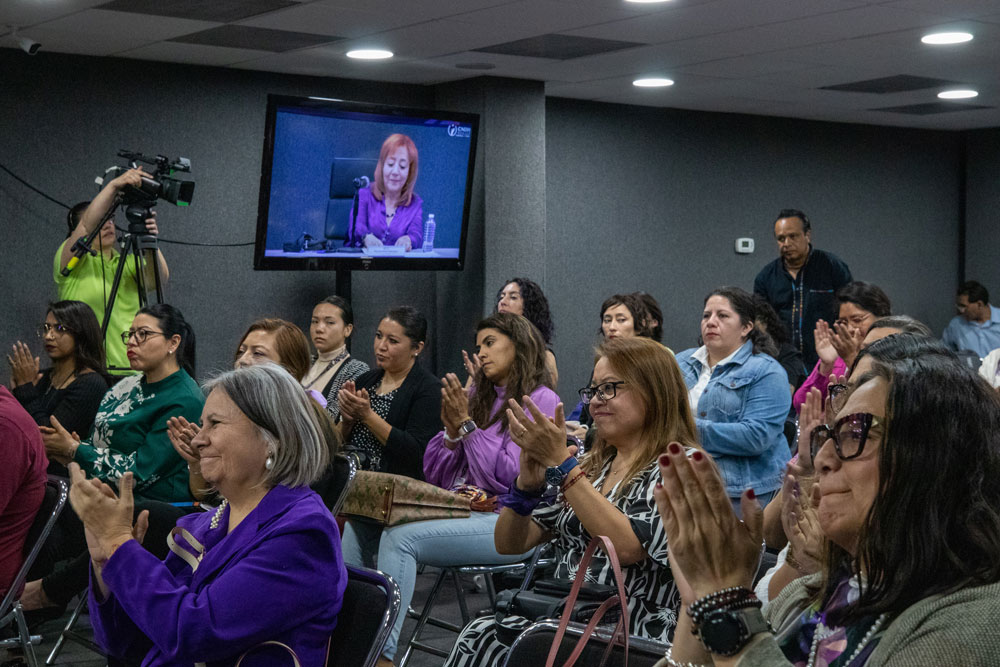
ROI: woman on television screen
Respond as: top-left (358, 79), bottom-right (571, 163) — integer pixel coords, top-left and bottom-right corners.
top-left (354, 133), bottom-right (423, 251)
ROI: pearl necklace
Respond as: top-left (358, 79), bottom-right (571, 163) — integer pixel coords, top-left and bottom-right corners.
top-left (210, 500), bottom-right (228, 530)
top-left (807, 612), bottom-right (887, 667)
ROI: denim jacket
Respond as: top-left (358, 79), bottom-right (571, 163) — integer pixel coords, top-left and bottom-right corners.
top-left (676, 340), bottom-right (791, 497)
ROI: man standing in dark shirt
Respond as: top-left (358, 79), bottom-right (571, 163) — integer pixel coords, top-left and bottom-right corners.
top-left (753, 209), bottom-right (852, 368)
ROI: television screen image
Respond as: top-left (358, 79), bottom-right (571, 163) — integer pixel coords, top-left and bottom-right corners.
top-left (254, 95), bottom-right (478, 271)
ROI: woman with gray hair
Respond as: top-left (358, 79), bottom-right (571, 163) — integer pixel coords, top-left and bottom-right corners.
top-left (67, 363), bottom-right (347, 666)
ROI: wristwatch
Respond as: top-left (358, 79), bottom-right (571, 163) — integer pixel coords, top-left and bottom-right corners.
top-left (697, 606), bottom-right (769, 657)
top-left (444, 419), bottom-right (477, 443)
top-left (545, 456), bottom-right (579, 487)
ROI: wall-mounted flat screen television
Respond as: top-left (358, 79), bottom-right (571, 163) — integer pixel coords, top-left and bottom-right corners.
top-left (254, 95), bottom-right (479, 271)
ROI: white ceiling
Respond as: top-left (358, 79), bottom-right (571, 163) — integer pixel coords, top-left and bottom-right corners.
top-left (3, 0), bottom-right (998, 130)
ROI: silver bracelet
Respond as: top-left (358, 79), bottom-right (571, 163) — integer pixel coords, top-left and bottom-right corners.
top-left (663, 646), bottom-right (710, 667)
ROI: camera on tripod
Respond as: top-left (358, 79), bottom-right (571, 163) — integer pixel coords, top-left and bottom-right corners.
top-left (108, 150), bottom-right (195, 233)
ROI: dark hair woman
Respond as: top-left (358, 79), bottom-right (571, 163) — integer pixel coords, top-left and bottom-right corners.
top-left (490, 277), bottom-right (558, 387)
top-left (794, 281), bottom-right (892, 412)
top-left (352, 313), bottom-right (558, 663)
top-left (8, 301), bottom-right (110, 473)
top-left (338, 305), bottom-right (441, 476)
top-left (303, 296), bottom-right (370, 421)
top-left (659, 349), bottom-right (1000, 666)
top-left (674, 287), bottom-right (791, 510)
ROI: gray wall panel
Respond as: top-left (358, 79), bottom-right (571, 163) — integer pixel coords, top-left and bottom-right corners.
top-left (966, 129), bottom-right (1000, 307)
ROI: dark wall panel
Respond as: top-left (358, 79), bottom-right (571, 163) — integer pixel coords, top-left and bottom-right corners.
top-left (966, 128), bottom-right (1000, 301)
top-left (544, 98), bottom-right (963, 403)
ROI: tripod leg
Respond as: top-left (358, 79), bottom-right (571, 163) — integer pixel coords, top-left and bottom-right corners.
top-left (101, 236), bottom-right (133, 342)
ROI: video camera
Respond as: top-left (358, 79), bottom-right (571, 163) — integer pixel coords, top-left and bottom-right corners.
top-left (104, 150), bottom-right (194, 234)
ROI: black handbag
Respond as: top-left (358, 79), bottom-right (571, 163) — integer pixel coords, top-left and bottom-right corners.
top-left (493, 577), bottom-right (617, 646)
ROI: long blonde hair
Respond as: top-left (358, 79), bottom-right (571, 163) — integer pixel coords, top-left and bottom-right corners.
top-left (581, 337), bottom-right (699, 498)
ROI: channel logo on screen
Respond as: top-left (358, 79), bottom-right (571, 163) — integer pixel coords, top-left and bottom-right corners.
top-left (447, 123), bottom-right (472, 138)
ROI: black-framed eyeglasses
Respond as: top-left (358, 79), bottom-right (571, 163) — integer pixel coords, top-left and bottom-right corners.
top-left (121, 328), bottom-right (168, 345)
top-left (828, 383), bottom-right (849, 413)
top-left (810, 412), bottom-right (883, 462)
top-left (37, 323), bottom-right (72, 337)
top-left (578, 381), bottom-right (626, 405)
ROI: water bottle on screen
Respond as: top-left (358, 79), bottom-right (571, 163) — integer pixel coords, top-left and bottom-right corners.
top-left (422, 214), bottom-right (436, 252)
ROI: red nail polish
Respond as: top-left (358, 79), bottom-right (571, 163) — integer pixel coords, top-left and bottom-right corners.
top-left (654, 481), bottom-right (663, 489)
top-left (692, 450), bottom-right (704, 462)
top-left (659, 454), bottom-right (670, 467)
top-left (747, 489), bottom-right (756, 500)
top-left (669, 443), bottom-right (681, 455)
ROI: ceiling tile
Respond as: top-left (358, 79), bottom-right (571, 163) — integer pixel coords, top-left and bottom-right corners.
top-left (238, 1), bottom-right (418, 38)
top-left (17, 9), bottom-right (218, 56)
top-left (120, 41), bottom-right (272, 67)
top-left (474, 34), bottom-right (643, 60)
top-left (884, 0), bottom-right (1000, 20)
top-left (96, 0), bottom-right (298, 23)
top-left (292, 0), bottom-right (514, 23)
top-left (169, 25), bottom-right (339, 52)
top-left (453, 0), bottom-right (657, 33)
top-left (1, 1), bottom-right (109, 28)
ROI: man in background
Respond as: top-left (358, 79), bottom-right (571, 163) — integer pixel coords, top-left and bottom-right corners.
top-left (754, 208), bottom-right (852, 368)
top-left (942, 280), bottom-right (1000, 358)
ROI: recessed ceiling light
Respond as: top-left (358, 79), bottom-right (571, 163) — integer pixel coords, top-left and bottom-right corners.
top-left (921, 32), bottom-right (973, 45)
top-left (633, 78), bottom-right (674, 88)
top-left (938, 89), bottom-right (978, 99)
top-left (346, 49), bottom-right (393, 60)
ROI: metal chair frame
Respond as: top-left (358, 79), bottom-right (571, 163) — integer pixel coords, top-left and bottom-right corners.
top-left (0, 476), bottom-right (69, 667)
top-left (398, 545), bottom-right (552, 667)
top-left (502, 618), bottom-right (670, 667)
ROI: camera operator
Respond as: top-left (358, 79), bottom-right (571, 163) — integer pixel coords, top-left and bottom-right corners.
top-left (55, 168), bottom-right (169, 375)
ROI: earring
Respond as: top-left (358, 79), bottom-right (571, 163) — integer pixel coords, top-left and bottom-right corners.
top-left (265, 456), bottom-right (274, 470)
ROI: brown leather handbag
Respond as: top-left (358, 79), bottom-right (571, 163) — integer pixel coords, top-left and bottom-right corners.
top-left (339, 471), bottom-right (472, 526)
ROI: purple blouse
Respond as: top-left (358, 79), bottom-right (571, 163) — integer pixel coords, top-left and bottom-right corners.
top-left (353, 186), bottom-right (423, 248)
top-left (793, 357), bottom-right (848, 412)
top-left (423, 385), bottom-right (560, 496)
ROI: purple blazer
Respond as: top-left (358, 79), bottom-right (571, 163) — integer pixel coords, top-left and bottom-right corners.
top-left (90, 485), bottom-right (346, 666)
top-left (353, 186), bottom-right (423, 248)
top-left (423, 385), bottom-right (560, 495)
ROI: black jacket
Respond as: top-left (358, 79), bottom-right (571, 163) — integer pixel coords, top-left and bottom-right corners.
top-left (353, 362), bottom-right (442, 480)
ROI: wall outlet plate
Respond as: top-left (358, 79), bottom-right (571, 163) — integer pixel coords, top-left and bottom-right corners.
top-left (735, 237), bottom-right (754, 254)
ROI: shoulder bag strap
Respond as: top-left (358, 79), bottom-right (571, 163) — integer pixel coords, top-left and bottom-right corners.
top-left (544, 534), bottom-right (631, 667)
top-left (233, 640), bottom-right (302, 667)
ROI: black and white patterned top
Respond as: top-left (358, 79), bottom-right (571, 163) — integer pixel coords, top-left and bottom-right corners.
top-left (345, 385), bottom-right (398, 471)
top-left (532, 457), bottom-right (682, 643)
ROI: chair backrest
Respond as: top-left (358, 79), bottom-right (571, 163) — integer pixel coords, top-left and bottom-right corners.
top-left (325, 158), bottom-right (379, 241)
top-left (0, 476), bottom-right (68, 617)
top-left (311, 453), bottom-right (356, 516)
top-left (326, 564), bottom-right (400, 667)
top-left (502, 619), bottom-right (667, 667)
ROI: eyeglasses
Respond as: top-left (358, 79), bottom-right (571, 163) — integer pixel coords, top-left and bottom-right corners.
top-left (37, 323), bottom-right (72, 337)
top-left (828, 383), bottom-right (848, 414)
top-left (121, 328), bottom-right (168, 345)
top-left (810, 412), bottom-right (883, 462)
top-left (578, 381), bottom-right (626, 405)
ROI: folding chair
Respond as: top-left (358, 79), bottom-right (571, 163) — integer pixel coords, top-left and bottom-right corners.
top-left (0, 476), bottom-right (69, 667)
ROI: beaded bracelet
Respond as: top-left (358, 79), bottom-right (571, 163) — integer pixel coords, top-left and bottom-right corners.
top-left (561, 470), bottom-right (587, 492)
top-left (662, 646), bottom-right (709, 667)
top-left (687, 587), bottom-right (760, 627)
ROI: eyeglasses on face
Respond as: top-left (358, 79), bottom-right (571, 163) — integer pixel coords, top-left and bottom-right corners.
top-left (828, 383), bottom-right (849, 413)
top-left (121, 328), bottom-right (168, 345)
top-left (578, 381), bottom-right (626, 405)
top-left (810, 412), bottom-right (883, 462)
top-left (37, 323), bottom-right (72, 337)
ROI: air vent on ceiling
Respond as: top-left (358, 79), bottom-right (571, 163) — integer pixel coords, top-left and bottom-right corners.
top-left (870, 102), bottom-right (993, 115)
top-left (821, 75), bottom-right (959, 94)
top-left (98, 0), bottom-right (298, 23)
top-left (169, 26), bottom-right (338, 52)
top-left (474, 34), bottom-right (642, 60)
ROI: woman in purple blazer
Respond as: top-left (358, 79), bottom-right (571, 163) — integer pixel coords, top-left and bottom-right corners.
top-left (354, 133), bottom-right (424, 251)
top-left (68, 363), bottom-right (346, 666)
